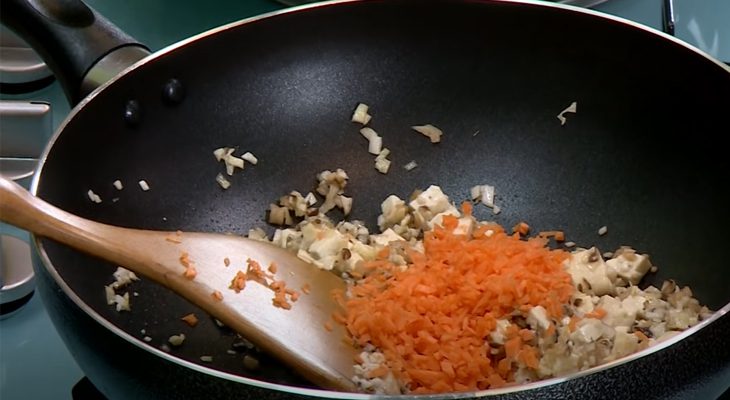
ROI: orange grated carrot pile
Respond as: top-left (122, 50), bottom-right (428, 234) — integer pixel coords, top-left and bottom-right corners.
top-left (345, 217), bottom-right (574, 393)
top-left (211, 290), bottom-right (224, 301)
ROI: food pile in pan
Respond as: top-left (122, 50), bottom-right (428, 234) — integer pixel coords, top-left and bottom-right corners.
top-left (102, 102), bottom-right (713, 394)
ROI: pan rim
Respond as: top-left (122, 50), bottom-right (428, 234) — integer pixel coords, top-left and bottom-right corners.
top-left (29, 0), bottom-right (730, 397)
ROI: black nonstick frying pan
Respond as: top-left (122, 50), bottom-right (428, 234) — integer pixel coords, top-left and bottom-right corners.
top-left (2, 0), bottom-right (729, 398)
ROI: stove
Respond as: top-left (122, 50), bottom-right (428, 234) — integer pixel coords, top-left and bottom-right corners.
top-left (0, 1), bottom-right (728, 399)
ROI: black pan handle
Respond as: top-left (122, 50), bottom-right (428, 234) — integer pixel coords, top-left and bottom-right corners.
top-left (0, 0), bottom-right (150, 104)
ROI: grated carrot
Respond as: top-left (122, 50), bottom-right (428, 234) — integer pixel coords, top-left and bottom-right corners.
top-left (211, 290), bottom-right (223, 301)
top-left (324, 321), bottom-right (334, 332)
top-left (512, 222), bottom-right (530, 236)
top-left (634, 330), bottom-right (649, 342)
top-left (183, 265), bottom-right (197, 280)
top-left (268, 262), bottom-right (278, 274)
top-left (229, 270), bottom-right (247, 293)
top-left (345, 221), bottom-right (573, 393)
top-left (585, 307), bottom-right (607, 319)
top-left (301, 283), bottom-right (311, 295)
top-left (538, 230), bottom-right (566, 242)
top-left (181, 313), bottom-right (199, 327)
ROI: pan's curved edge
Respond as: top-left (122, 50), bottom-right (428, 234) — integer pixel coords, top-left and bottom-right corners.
top-left (27, 0), bottom-right (730, 398)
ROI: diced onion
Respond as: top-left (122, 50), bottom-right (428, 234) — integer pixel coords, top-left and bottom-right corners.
top-left (113, 180), bottom-right (123, 190)
top-left (138, 180), bottom-right (150, 191)
top-left (241, 151), bottom-right (258, 165)
top-left (404, 161), bottom-right (418, 171)
top-left (216, 173), bottom-right (231, 189)
top-left (87, 189), bottom-right (102, 203)
top-left (557, 101), bottom-right (578, 126)
top-left (412, 124), bottom-right (443, 143)
top-left (168, 334), bottom-right (186, 346)
top-left (351, 103), bottom-right (372, 125)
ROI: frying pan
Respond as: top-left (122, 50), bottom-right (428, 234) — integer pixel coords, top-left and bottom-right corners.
top-left (2, 0), bottom-right (729, 398)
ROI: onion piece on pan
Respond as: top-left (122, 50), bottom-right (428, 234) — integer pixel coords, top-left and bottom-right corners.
top-left (87, 189), bottom-right (102, 203)
top-left (216, 173), bottom-right (231, 189)
top-left (351, 103), bottom-right (372, 125)
top-left (412, 124), bottom-right (443, 143)
top-left (557, 101), bottom-right (577, 126)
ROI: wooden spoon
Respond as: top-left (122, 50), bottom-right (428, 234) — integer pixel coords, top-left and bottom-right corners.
top-left (0, 177), bottom-right (357, 392)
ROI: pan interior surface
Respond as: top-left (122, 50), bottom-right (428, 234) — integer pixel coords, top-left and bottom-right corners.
top-left (33, 0), bottom-right (730, 395)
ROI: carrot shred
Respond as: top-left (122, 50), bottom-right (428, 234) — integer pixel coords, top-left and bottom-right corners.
top-left (634, 330), bottom-right (649, 342)
top-left (568, 316), bottom-right (580, 332)
top-left (538, 230), bottom-right (566, 242)
top-left (324, 321), bottom-right (334, 332)
top-left (211, 290), bottom-right (223, 301)
top-left (585, 307), bottom-right (607, 319)
top-left (301, 283), bottom-right (311, 295)
top-left (345, 221), bottom-right (573, 393)
top-left (461, 201), bottom-right (473, 216)
top-left (512, 222), bottom-right (530, 236)
top-left (181, 313), bottom-right (199, 327)
top-left (268, 262), bottom-right (278, 274)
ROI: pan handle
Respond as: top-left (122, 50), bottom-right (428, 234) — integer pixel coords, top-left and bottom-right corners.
top-left (0, 0), bottom-right (150, 104)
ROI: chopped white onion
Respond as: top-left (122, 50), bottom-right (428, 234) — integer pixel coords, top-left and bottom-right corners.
top-left (168, 334), bottom-right (186, 346)
top-left (138, 180), bottom-right (150, 191)
top-left (113, 180), bottom-right (123, 190)
top-left (404, 160), bottom-right (418, 171)
top-left (87, 189), bottom-right (102, 203)
top-left (200, 355), bottom-right (213, 363)
top-left (213, 147), bottom-right (229, 161)
top-left (470, 184), bottom-right (495, 208)
top-left (227, 155), bottom-right (245, 170)
top-left (104, 285), bottom-right (115, 305)
top-left (304, 192), bottom-right (317, 206)
top-left (241, 151), bottom-right (258, 165)
top-left (351, 103), bottom-right (372, 125)
top-left (368, 135), bottom-right (383, 155)
top-left (374, 148), bottom-right (391, 174)
top-left (412, 124), bottom-right (443, 143)
top-left (557, 101), bottom-right (578, 126)
top-left (360, 127), bottom-right (384, 155)
top-left (598, 225), bottom-right (608, 236)
top-left (216, 173), bottom-right (231, 189)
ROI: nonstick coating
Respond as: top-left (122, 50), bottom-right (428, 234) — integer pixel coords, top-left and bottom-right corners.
top-left (31, 0), bottom-right (730, 398)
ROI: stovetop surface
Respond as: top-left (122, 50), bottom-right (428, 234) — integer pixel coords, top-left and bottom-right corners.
top-left (1, 1), bottom-right (728, 399)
